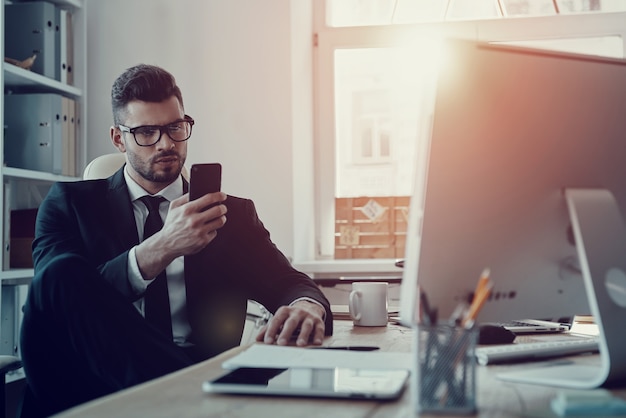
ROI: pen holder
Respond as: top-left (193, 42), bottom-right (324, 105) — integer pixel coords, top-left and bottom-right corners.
top-left (414, 324), bottom-right (478, 415)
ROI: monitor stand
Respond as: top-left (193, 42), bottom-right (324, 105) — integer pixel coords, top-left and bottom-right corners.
top-left (497, 188), bottom-right (626, 388)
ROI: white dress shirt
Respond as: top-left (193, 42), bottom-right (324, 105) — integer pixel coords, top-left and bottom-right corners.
top-left (124, 168), bottom-right (191, 346)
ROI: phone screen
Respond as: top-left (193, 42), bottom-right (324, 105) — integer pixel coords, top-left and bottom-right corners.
top-left (190, 163), bottom-right (221, 201)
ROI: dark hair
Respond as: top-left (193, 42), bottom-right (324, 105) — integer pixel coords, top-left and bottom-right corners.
top-left (111, 64), bottom-right (184, 125)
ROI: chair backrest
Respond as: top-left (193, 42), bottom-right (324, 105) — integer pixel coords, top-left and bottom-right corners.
top-left (83, 153), bottom-right (189, 180)
top-left (83, 153), bottom-right (127, 180)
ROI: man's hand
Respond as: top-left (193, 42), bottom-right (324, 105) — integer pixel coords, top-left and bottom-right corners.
top-left (136, 192), bottom-right (227, 280)
top-left (255, 300), bottom-right (326, 347)
top-left (161, 192), bottom-right (227, 256)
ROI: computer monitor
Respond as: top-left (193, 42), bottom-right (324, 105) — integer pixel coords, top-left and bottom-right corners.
top-left (399, 38), bottom-right (626, 388)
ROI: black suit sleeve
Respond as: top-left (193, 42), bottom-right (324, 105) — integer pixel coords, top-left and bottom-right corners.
top-left (185, 196), bottom-right (333, 335)
top-left (32, 181), bottom-right (137, 299)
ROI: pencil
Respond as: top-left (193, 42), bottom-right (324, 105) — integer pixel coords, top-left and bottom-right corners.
top-left (462, 280), bottom-right (493, 327)
top-left (474, 268), bottom-right (491, 298)
top-left (462, 269), bottom-right (492, 327)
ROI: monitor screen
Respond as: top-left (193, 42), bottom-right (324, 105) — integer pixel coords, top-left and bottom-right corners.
top-left (399, 38), bottom-right (626, 326)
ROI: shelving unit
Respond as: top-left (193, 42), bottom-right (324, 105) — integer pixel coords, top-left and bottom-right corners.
top-left (1, 0), bottom-right (86, 383)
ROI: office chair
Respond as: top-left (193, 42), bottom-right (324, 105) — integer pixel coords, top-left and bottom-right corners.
top-left (0, 356), bottom-right (22, 417)
top-left (83, 152), bottom-right (190, 180)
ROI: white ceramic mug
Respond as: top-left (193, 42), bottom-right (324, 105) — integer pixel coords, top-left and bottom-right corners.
top-left (349, 282), bottom-right (388, 326)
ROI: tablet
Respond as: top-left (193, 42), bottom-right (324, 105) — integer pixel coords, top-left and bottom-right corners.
top-left (202, 367), bottom-right (410, 400)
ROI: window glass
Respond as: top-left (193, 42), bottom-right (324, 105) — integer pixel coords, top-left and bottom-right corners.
top-left (332, 35), bottom-right (623, 197)
top-left (332, 45), bottom-right (441, 259)
top-left (501, 0), bottom-right (557, 16)
top-left (316, 1), bottom-right (626, 261)
top-left (557, 0), bottom-right (626, 13)
top-left (326, 0), bottom-right (626, 27)
top-left (392, 0), bottom-right (448, 23)
top-left (445, 0), bottom-right (501, 20)
top-left (326, 0), bottom-right (396, 27)
top-left (334, 46), bottom-right (439, 198)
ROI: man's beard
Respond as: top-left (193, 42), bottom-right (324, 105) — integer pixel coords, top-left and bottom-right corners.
top-left (127, 150), bottom-right (184, 184)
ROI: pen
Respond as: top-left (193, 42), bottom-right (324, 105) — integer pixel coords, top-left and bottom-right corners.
top-left (449, 301), bottom-right (468, 326)
top-left (450, 269), bottom-right (490, 326)
top-left (420, 289), bottom-right (435, 325)
top-left (311, 346), bottom-right (380, 351)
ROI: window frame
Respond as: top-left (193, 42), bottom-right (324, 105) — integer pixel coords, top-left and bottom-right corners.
top-left (312, 3), bottom-right (626, 263)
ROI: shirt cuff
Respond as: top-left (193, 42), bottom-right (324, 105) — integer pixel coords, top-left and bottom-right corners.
top-left (290, 297), bottom-right (327, 321)
top-left (128, 246), bottom-right (152, 295)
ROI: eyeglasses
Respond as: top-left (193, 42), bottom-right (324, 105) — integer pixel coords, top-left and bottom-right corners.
top-left (118, 115), bottom-right (195, 147)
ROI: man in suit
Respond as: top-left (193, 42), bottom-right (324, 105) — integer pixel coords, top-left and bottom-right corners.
top-left (20, 64), bottom-right (333, 416)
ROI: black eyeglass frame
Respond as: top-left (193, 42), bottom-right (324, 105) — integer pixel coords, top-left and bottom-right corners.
top-left (118, 115), bottom-right (195, 147)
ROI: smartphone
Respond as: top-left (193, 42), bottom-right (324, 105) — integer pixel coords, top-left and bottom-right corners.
top-left (189, 163), bottom-right (222, 201)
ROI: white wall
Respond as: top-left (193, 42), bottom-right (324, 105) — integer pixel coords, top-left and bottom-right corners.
top-left (85, 0), bottom-right (314, 260)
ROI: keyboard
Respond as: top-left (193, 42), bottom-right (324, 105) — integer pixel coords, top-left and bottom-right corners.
top-left (475, 337), bottom-right (599, 366)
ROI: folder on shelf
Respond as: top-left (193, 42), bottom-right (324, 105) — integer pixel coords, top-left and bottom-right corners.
top-left (58, 8), bottom-right (75, 85)
top-left (68, 98), bottom-right (77, 176)
top-left (4, 93), bottom-right (77, 175)
top-left (5, 1), bottom-right (59, 81)
top-left (61, 96), bottom-right (77, 176)
top-left (67, 10), bottom-right (75, 85)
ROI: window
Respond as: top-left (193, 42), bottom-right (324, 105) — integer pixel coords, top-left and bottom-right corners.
top-left (313, 0), bottom-right (626, 262)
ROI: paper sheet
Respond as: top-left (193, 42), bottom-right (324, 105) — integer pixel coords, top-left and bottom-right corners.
top-left (223, 344), bottom-right (412, 371)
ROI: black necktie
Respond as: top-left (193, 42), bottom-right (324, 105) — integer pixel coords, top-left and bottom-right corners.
top-left (140, 195), bottom-right (173, 339)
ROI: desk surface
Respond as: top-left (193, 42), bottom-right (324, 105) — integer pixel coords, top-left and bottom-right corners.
top-left (55, 321), bottom-right (625, 418)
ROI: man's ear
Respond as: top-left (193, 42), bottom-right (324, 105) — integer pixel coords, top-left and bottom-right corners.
top-left (110, 126), bottom-right (126, 152)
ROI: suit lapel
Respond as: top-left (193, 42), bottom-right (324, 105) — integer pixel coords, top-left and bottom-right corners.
top-left (107, 167), bottom-right (140, 249)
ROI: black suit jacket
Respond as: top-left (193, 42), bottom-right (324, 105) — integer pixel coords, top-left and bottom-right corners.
top-left (32, 167), bottom-right (332, 359)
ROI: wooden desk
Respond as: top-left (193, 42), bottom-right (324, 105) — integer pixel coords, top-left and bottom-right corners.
top-left (55, 321), bottom-right (625, 418)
